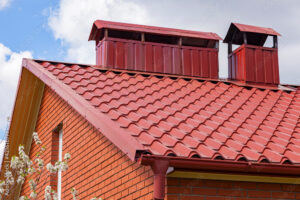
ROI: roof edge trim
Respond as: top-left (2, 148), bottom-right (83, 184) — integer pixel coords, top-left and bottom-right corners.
top-left (89, 20), bottom-right (222, 41)
top-left (140, 155), bottom-right (300, 176)
top-left (22, 59), bottom-right (145, 161)
top-left (233, 22), bottom-right (281, 36)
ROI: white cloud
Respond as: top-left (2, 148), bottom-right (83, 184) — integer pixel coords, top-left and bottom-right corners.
top-left (0, 43), bottom-right (32, 131)
top-left (0, 139), bottom-right (6, 169)
top-left (279, 44), bottom-right (300, 85)
top-left (0, 0), bottom-right (11, 10)
top-left (48, 0), bottom-right (150, 64)
top-left (48, 0), bottom-right (300, 85)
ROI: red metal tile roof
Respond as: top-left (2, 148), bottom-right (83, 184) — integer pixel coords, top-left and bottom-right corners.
top-left (24, 59), bottom-right (300, 166)
top-left (89, 20), bottom-right (222, 41)
top-left (233, 23), bottom-right (281, 36)
top-left (223, 23), bottom-right (281, 45)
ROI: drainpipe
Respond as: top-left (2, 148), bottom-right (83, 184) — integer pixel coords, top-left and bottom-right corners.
top-left (140, 154), bottom-right (300, 199)
top-left (150, 158), bottom-right (169, 200)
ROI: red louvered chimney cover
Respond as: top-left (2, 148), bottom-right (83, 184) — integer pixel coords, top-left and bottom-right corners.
top-left (89, 20), bottom-right (222, 79)
top-left (224, 23), bottom-right (281, 85)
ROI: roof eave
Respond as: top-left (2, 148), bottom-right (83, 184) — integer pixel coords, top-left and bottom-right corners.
top-left (140, 155), bottom-right (300, 176)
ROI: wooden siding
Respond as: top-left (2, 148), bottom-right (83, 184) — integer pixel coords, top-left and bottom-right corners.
top-left (0, 68), bottom-right (44, 199)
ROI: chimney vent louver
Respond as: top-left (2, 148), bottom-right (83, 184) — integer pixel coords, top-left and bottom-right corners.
top-left (224, 23), bottom-right (281, 85)
top-left (89, 20), bottom-right (222, 79)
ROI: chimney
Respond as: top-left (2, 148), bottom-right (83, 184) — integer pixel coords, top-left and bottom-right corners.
top-left (224, 23), bottom-right (281, 85)
top-left (89, 20), bottom-right (222, 79)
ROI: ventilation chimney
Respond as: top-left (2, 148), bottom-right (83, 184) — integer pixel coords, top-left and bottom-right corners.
top-left (89, 20), bottom-right (222, 78)
top-left (224, 23), bottom-right (281, 85)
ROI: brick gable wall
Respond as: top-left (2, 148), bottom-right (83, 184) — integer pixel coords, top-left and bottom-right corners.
top-left (20, 86), bottom-right (154, 199)
top-left (167, 177), bottom-right (300, 200)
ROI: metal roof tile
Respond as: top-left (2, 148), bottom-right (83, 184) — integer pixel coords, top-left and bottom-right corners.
top-left (27, 59), bottom-right (300, 166)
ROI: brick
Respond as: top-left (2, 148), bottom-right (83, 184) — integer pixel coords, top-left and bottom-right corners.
top-left (247, 190), bottom-right (271, 198)
top-left (206, 197), bottom-right (231, 200)
top-left (181, 195), bottom-right (205, 200)
top-left (257, 182), bottom-right (282, 191)
top-left (168, 186), bottom-right (191, 194)
top-left (295, 193), bottom-right (300, 199)
top-left (167, 178), bottom-right (180, 186)
top-left (218, 188), bottom-right (247, 197)
top-left (192, 187), bottom-right (218, 196)
top-left (166, 194), bottom-right (179, 200)
top-left (234, 181), bottom-right (257, 190)
top-left (204, 179), bottom-right (233, 189)
top-left (19, 87), bottom-right (154, 199)
top-left (272, 191), bottom-right (295, 199)
top-left (181, 178), bottom-right (204, 187)
top-left (282, 184), bottom-right (300, 192)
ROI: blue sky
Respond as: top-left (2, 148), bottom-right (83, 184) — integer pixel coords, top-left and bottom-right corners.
top-left (1, 0), bottom-right (300, 141)
top-left (0, 0), bottom-right (61, 140)
top-left (0, 0), bottom-right (63, 60)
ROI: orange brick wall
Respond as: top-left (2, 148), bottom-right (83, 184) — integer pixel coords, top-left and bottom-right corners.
top-left (20, 86), bottom-right (154, 199)
top-left (167, 177), bottom-right (300, 200)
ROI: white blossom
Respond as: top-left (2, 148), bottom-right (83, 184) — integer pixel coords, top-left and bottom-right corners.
top-left (18, 145), bottom-right (30, 165)
top-left (28, 166), bottom-right (36, 174)
top-left (7, 177), bottom-right (14, 185)
top-left (54, 160), bottom-right (69, 172)
top-left (64, 153), bottom-right (71, 160)
top-left (32, 132), bottom-right (42, 145)
top-left (35, 158), bottom-right (44, 170)
top-left (17, 175), bottom-right (25, 184)
top-left (71, 187), bottom-right (77, 200)
top-left (52, 192), bottom-right (58, 200)
top-left (0, 132), bottom-right (76, 199)
top-left (41, 146), bottom-right (46, 152)
top-left (0, 181), bottom-right (5, 194)
top-left (4, 171), bottom-right (12, 178)
top-left (29, 179), bottom-right (37, 191)
top-left (46, 163), bottom-right (58, 174)
top-left (30, 191), bottom-right (37, 198)
top-left (60, 161), bottom-right (69, 171)
top-left (4, 171), bottom-right (14, 185)
top-left (45, 186), bottom-right (52, 200)
top-left (18, 145), bottom-right (24, 152)
top-left (10, 156), bottom-right (21, 169)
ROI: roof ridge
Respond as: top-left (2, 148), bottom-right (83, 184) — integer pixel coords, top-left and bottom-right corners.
top-left (32, 59), bottom-right (300, 91)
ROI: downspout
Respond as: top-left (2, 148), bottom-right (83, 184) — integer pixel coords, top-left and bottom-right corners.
top-left (140, 154), bottom-right (300, 199)
top-left (145, 158), bottom-right (169, 200)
